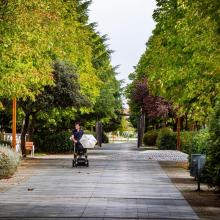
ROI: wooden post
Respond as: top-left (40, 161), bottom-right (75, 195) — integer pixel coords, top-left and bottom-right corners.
top-left (140, 112), bottom-right (145, 147)
top-left (177, 117), bottom-right (181, 151)
top-left (96, 122), bottom-right (102, 147)
top-left (12, 98), bottom-right (16, 150)
top-left (137, 116), bottom-right (141, 148)
top-left (137, 111), bottom-right (146, 148)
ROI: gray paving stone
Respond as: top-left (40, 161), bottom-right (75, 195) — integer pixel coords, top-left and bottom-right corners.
top-left (0, 143), bottom-right (198, 219)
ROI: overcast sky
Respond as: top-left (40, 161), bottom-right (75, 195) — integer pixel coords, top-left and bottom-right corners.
top-left (89, 0), bottom-right (157, 86)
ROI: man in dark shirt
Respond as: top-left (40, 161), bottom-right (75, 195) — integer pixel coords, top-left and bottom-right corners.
top-left (72, 122), bottom-right (85, 155)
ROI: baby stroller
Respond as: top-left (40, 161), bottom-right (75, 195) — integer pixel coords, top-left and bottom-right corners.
top-left (72, 143), bottom-right (89, 167)
top-left (71, 134), bottom-right (96, 167)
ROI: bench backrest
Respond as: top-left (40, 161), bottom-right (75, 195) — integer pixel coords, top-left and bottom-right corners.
top-left (25, 141), bottom-right (34, 150)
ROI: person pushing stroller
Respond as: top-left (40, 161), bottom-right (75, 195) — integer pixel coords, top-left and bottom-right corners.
top-left (71, 122), bottom-right (88, 167)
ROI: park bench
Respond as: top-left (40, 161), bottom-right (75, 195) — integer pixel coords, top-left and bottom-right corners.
top-left (25, 141), bottom-right (35, 157)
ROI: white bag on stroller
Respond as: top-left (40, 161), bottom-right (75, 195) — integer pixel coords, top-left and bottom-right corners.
top-left (79, 134), bottom-right (97, 149)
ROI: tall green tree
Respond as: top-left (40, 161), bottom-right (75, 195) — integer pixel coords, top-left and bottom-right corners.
top-left (19, 61), bottom-right (89, 156)
top-left (0, 0), bottom-right (102, 102)
top-left (0, 0), bottom-right (123, 150)
top-left (129, 0), bottom-right (220, 130)
top-left (79, 26), bottom-right (123, 130)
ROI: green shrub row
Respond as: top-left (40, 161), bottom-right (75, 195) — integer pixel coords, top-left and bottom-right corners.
top-left (156, 128), bottom-right (176, 150)
top-left (143, 128), bottom-right (176, 150)
top-left (33, 130), bottom-right (109, 153)
top-left (180, 129), bottom-right (209, 156)
top-left (203, 100), bottom-right (220, 188)
top-left (143, 130), bottom-right (158, 146)
top-left (0, 145), bottom-right (21, 179)
top-left (33, 131), bottom-right (73, 153)
top-left (143, 128), bottom-right (209, 155)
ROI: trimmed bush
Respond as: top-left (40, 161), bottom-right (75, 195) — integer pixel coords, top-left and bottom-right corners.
top-left (33, 129), bottom-right (108, 153)
top-left (192, 129), bottom-right (209, 154)
top-left (156, 128), bottom-right (176, 150)
top-left (143, 130), bottom-right (158, 146)
top-left (84, 130), bottom-right (96, 136)
top-left (178, 130), bottom-right (209, 161)
top-left (0, 145), bottom-right (21, 179)
top-left (33, 131), bottom-right (73, 153)
top-left (180, 131), bottom-right (196, 155)
top-left (155, 128), bottom-right (208, 153)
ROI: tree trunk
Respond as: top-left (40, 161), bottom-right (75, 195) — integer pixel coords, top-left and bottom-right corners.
top-left (28, 114), bottom-right (36, 141)
top-left (174, 118), bottom-right (177, 132)
top-left (176, 117), bottom-right (181, 151)
top-left (164, 118), bottom-right (167, 127)
top-left (137, 116), bottom-right (141, 148)
top-left (195, 121), bottom-right (199, 131)
top-left (180, 117), bottom-right (184, 130)
top-left (96, 121), bottom-right (102, 147)
top-left (137, 112), bottom-right (145, 148)
top-left (185, 113), bottom-right (188, 130)
top-left (141, 112), bottom-right (145, 146)
top-left (21, 113), bottom-right (30, 157)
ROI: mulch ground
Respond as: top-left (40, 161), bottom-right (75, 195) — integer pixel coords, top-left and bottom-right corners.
top-left (160, 161), bottom-right (220, 220)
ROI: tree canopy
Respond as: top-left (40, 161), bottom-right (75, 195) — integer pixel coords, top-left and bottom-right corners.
top-left (0, 0), bottom-right (102, 103)
top-left (128, 0), bottom-right (220, 128)
top-left (0, 0), bottom-right (123, 154)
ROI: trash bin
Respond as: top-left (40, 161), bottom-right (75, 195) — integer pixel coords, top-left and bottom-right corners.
top-left (190, 154), bottom-right (206, 178)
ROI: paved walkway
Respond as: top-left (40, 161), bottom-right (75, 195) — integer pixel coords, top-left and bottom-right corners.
top-left (0, 143), bottom-right (198, 219)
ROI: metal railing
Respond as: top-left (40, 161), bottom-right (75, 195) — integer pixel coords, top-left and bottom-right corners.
top-left (0, 132), bottom-right (23, 152)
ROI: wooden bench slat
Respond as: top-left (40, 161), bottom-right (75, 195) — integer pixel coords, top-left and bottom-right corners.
top-left (25, 141), bottom-right (35, 157)
top-left (25, 142), bottom-right (34, 150)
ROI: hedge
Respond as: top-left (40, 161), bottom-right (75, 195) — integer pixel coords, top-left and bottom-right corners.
top-left (143, 130), bottom-right (158, 146)
top-left (33, 130), bottom-right (107, 153)
top-left (156, 127), bottom-right (176, 150)
top-left (154, 128), bottom-right (208, 154)
top-left (203, 100), bottom-right (220, 188)
top-left (33, 131), bottom-right (73, 153)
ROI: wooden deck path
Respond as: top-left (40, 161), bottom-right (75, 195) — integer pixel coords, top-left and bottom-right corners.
top-left (0, 143), bottom-right (198, 219)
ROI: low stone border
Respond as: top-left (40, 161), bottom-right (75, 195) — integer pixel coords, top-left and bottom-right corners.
top-left (143, 150), bottom-right (189, 162)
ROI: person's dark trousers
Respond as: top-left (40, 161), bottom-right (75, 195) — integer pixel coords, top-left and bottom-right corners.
top-left (76, 143), bottom-right (86, 155)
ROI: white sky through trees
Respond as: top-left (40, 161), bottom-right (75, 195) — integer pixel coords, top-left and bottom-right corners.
top-left (89, 0), bottom-right (156, 86)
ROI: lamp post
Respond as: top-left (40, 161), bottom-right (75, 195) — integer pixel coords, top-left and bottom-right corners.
top-left (12, 98), bottom-right (16, 150)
